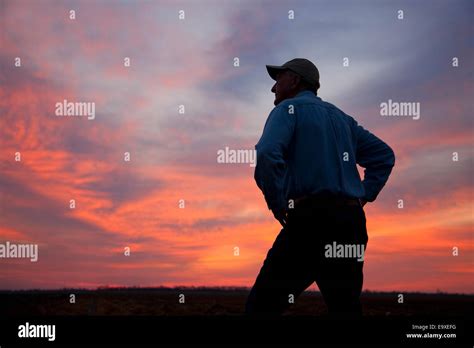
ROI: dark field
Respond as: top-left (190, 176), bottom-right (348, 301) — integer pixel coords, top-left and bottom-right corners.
top-left (1, 287), bottom-right (472, 316)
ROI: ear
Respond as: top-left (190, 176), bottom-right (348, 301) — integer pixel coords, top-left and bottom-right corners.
top-left (291, 74), bottom-right (301, 89)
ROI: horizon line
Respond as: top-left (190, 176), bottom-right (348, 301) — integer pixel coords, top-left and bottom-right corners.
top-left (1, 286), bottom-right (473, 296)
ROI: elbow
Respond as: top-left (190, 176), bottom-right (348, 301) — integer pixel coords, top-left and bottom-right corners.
top-left (388, 146), bottom-right (396, 168)
top-left (384, 144), bottom-right (396, 168)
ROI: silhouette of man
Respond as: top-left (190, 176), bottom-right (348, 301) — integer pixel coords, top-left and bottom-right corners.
top-left (246, 58), bottom-right (395, 316)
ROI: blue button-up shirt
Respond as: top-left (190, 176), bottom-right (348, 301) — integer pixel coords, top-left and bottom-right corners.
top-left (255, 90), bottom-right (395, 212)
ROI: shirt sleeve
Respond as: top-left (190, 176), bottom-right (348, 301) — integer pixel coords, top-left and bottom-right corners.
top-left (254, 105), bottom-right (296, 211)
top-left (350, 117), bottom-right (396, 202)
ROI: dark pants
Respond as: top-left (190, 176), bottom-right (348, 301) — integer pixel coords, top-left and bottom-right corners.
top-left (245, 196), bottom-right (368, 317)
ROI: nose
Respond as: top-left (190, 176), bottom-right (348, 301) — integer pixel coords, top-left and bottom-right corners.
top-left (271, 83), bottom-right (276, 93)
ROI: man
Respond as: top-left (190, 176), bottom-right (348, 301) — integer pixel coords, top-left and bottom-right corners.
top-left (246, 58), bottom-right (395, 316)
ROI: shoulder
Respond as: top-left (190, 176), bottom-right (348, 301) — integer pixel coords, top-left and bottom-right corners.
top-left (315, 98), bottom-right (355, 123)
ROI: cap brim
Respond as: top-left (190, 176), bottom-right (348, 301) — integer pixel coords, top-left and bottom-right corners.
top-left (266, 65), bottom-right (287, 80)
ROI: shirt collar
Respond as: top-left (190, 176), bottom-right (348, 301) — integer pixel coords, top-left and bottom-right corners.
top-left (295, 90), bottom-right (320, 99)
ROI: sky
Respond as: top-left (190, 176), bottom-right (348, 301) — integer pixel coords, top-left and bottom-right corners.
top-left (0, 0), bottom-right (472, 293)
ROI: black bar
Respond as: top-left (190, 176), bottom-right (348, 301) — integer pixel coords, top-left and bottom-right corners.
top-left (1, 315), bottom-right (471, 346)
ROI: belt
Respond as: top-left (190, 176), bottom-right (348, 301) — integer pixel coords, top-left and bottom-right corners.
top-left (293, 194), bottom-right (361, 207)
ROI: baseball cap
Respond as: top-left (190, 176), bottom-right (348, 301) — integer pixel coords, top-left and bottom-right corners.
top-left (266, 58), bottom-right (320, 90)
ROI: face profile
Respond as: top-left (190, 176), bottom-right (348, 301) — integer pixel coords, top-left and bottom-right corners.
top-left (271, 70), bottom-right (301, 106)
